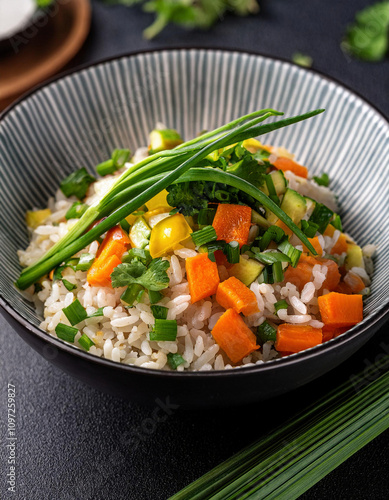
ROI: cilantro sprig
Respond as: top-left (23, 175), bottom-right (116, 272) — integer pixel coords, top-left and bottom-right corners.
top-left (111, 258), bottom-right (170, 291)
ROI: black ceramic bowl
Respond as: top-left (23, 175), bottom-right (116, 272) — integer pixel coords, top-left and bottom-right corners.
top-left (1, 49), bottom-right (388, 408)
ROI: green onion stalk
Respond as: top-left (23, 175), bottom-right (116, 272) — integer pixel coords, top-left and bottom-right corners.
top-left (16, 108), bottom-right (324, 290)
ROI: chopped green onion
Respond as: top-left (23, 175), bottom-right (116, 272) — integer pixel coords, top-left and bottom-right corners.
top-left (309, 203), bottom-right (333, 233)
top-left (76, 253), bottom-right (95, 271)
top-left (191, 225), bottom-right (217, 246)
top-left (96, 159), bottom-right (115, 176)
top-left (151, 305), bottom-right (168, 320)
top-left (252, 249), bottom-right (291, 265)
top-left (62, 279), bottom-right (77, 291)
top-left (78, 333), bottom-right (95, 351)
top-left (87, 307), bottom-right (104, 318)
top-left (278, 239), bottom-right (302, 266)
top-left (204, 240), bottom-right (226, 253)
top-left (272, 261), bottom-right (284, 283)
top-left (55, 323), bottom-right (78, 342)
top-left (167, 353), bottom-right (186, 370)
top-left (198, 208), bottom-right (216, 226)
top-left (313, 172), bottom-right (330, 187)
top-left (224, 241), bottom-right (240, 264)
top-left (60, 167), bottom-right (96, 200)
top-left (121, 284), bottom-right (145, 306)
top-left (301, 219), bottom-right (319, 238)
top-left (53, 266), bottom-right (64, 281)
top-left (256, 320), bottom-right (277, 344)
top-left (149, 290), bottom-right (164, 304)
top-left (331, 214), bottom-right (343, 232)
top-left (274, 299), bottom-right (289, 314)
top-left (65, 202), bottom-right (89, 220)
top-left (150, 319), bottom-right (178, 341)
top-left (259, 225), bottom-right (285, 251)
top-left (120, 218), bottom-right (131, 234)
top-left (97, 149), bottom-right (131, 176)
top-left (62, 299), bottom-right (87, 326)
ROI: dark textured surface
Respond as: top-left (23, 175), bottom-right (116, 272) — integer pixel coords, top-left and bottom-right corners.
top-left (1, 0), bottom-right (389, 499)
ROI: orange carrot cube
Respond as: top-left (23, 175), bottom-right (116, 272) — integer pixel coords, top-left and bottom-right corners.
top-left (216, 276), bottom-right (259, 316)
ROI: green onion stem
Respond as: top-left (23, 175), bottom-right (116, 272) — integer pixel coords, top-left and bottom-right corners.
top-left (169, 358), bottom-right (389, 500)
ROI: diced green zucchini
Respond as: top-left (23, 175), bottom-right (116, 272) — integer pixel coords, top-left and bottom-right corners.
top-left (270, 170), bottom-right (287, 196)
top-left (251, 209), bottom-right (271, 229)
top-left (345, 244), bottom-right (364, 270)
top-left (129, 217), bottom-right (151, 249)
top-left (149, 129), bottom-right (183, 154)
top-left (304, 197), bottom-right (317, 219)
top-left (279, 188), bottom-right (307, 224)
top-left (229, 257), bottom-right (264, 286)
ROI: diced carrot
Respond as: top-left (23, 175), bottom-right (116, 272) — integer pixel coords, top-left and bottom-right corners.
top-left (216, 276), bottom-right (259, 316)
top-left (302, 236), bottom-right (322, 256)
top-left (211, 308), bottom-right (259, 363)
top-left (212, 204), bottom-right (251, 247)
top-left (318, 292), bottom-right (363, 327)
top-left (272, 157), bottom-right (308, 178)
top-left (344, 272), bottom-right (365, 293)
top-left (322, 325), bottom-right (350, 342)
top-left (275, 324), bottom-right (322, 353)
top-left (186, 253), bottom-right (220, 303)
top-left (87, 254), bottom-right (122, 288)
top-left (323, 225), bottom-right (348, 255)
top-left (49, 269), bottom-right (54, 280)
top-left (87, 225), bottom-right (130, 287)
top-left (275, 219), bottom-right (293, 238)
top-left (283, 254), bottom-right (340, 292)
top-left (214, 249), bottom-right (230, 268)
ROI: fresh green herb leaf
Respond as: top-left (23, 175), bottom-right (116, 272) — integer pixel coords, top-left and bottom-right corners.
top-left (34, 283), bottom-right (43, 293)
top-left (150, 319), bottom-right (177, 341)
top-left (191, 225), bottom-right (217, 246)
top-left (151, 305), bottom-right (169, 319)
top-left (111, 258), bottom-right (170, 291)
top-left (167, 352), bottom-right (186, 370)
top-left (256, 320), bottom-right (277, 344)
top-left (65, 202), bottom-right (89, 220)
top-left (62, 299), bottom-right (87, 326)
top-left (55, 323), bottom-right (78, 342)
top-left (342, 1), bottom-right (389, 61)
top-left (292, 52), bottom-right (313, 68)
top-left (60, 167), bottom-right (96, 200)
top-left (78, 333), bottom-right (95, 351)
top-left (313, 173), bottom-right (330, 187)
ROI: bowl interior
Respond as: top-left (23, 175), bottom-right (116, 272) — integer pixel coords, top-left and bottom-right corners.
top-left (1, 49), bottom-right (388, 347)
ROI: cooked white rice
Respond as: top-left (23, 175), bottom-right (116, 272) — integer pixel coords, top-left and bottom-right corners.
top-left (18, 148), bottom-right (374, 371)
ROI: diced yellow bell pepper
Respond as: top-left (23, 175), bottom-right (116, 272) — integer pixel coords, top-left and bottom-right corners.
top-left (144, 207), bottom-right (171, 224)
top-left (145, 189), bottom-right (170, 212)
top-left (26, 209), bottom-right (51, 229)
top-left (149, 214), bottom-right (192, 258)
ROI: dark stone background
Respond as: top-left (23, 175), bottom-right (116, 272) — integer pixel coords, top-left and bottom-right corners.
top-left (1, 1), bottom-right (388, 499)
